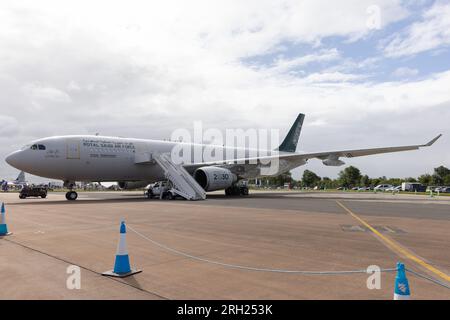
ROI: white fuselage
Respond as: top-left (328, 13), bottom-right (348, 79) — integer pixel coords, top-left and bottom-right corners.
top-left (5, 135), bottom-right (286, 183)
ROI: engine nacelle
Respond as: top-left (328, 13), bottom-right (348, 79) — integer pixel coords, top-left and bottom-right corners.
top-left (118, 181), bottom-right (150, 190)
top-left (194, 167), bottom-right (237, 191)
top-left (322, 156), bottom-right (345, 167)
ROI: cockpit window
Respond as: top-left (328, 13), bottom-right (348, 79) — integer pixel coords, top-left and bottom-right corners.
top-left (29, 144), bottom-right (46, 150)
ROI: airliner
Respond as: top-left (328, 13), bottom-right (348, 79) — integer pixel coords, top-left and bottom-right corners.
top-left (5, 114), bottom-right (441, 200)
top-left (1, 171), bottom-right (27, 191)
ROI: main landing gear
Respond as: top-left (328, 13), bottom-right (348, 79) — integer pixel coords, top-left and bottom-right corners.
top-left (225, 185), bottom-right (249, 196)
top-left (65, 191), bottom-right (78, 201)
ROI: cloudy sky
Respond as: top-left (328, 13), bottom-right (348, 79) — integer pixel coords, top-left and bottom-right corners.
top-left (1, 0), bottom-right (449, 182)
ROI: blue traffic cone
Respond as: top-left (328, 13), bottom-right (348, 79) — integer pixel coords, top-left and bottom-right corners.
top-left (102, 220), bottom-right (141, 277)
top-left (0, 202), bottom-right (12, 236)
top-left (394, 262), bottom-right (410, 300)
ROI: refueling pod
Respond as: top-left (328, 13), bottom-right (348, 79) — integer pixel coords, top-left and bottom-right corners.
top-left (322, 155), bottom-right (345, 166)
top-left (194, 166), bottom-right (237, 191)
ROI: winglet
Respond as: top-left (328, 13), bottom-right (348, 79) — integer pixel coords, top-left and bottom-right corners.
top-left (424, 134), bottom-right (442, 147)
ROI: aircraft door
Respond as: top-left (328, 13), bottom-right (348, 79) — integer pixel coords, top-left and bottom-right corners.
top-left (66, 139), bottom-right (80, 159)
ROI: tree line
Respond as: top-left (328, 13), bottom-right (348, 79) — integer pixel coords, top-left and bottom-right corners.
top-left (254, 165), bottom-right (450, 189)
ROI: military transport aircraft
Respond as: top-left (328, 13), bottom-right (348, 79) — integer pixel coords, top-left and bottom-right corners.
top-left (5, 114), bottom-right (441, 200)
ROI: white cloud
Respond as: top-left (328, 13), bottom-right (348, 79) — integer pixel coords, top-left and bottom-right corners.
top-left (0, 115), bottom-right (19, 137)
top-left (259, 49), bottom-right (340, 75)
top-left (383, 1), bottom-right (450, 57)
top-left (303, 71), bottom-right (365, 83)
top-left (25, 84), bottom-right (72, 103)
top-left (0, 0), bottom-right (408, 62)
top-left (0, 0), bottom-right (447, 181)
top-left (391, 67), bottom-right (419, 78)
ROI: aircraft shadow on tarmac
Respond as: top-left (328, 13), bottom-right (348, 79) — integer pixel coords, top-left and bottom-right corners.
top-left (6, 191), bottom-right (442, 206)
top-left (7, 193), bottom-right (293, 205)
top-left (7, 198), bottom-right (150, 206)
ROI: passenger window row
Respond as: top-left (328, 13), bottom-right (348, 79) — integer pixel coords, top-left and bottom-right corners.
top-left (88, 147), bottom-right (132, 153)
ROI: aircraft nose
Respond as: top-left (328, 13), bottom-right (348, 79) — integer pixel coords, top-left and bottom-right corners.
top-left (5, 151), bottom-right (23, 169)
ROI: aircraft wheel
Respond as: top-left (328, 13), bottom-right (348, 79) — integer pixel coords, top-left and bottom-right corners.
top-left (66, 191), bottom-right (78, 201)
top-left (241, 187), bottom-right (249, 196)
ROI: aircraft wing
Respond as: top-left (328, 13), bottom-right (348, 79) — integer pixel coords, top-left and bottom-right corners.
top-left (297, 134), bottom-right (442, 161)
top-left (183, 134), bottom-right (442, 173)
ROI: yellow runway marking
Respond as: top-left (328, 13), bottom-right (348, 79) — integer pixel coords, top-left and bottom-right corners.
top-left (336, 200), bottom-right (450, 283)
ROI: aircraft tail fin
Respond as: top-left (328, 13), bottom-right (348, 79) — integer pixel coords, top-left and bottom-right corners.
top-left (15, 171), bottom-right (25, 183)
top-left (276, 113), bottom-right (305, 153)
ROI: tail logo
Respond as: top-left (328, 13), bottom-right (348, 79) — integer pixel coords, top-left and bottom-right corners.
top-left (398, 283), bottom-right (407, 293)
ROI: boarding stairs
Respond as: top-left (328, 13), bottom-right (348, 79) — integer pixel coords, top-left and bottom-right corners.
top-left (153, 153), bottom-right (206, 201)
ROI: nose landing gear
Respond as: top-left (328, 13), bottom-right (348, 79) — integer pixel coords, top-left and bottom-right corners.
top-left (63, 180), bottom-right (78, 201)
top-left (65, 191), bottom-right (78, 201)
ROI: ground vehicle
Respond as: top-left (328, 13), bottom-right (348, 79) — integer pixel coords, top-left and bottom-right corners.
top-left (19, 186), bottom-right (47, 199)
top-left (225, 184), bottom-right (249, 196)
top-left (145, 181), bottom-right (180, 200)
top-left (385, 186), bottom-right (401, 192)
top-left (434, 186), bottom-right (450, 193)
top-left (401, 182), bottom-right (425, 192)
top-left (374, 184), bottom-right (393, 191)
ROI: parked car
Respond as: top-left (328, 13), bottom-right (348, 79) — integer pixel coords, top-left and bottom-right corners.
top-left (145, 181), bottom-right (173, 199)
top-left (374, 184), bottom-right (393, 192)
top-left (144, 181), bottom-right (184, 200)
top-left (19, 186), bottom-right (47, 199)
top-left (435, 186), bottom-right (450, 193)
top-left (439, 187), bottom-right (450, 193)
top-left (386, 186), bottom-right (400, 192)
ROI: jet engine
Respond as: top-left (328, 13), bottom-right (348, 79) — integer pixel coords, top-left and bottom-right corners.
top-left (194, 167), bottom-right (237, 191)
top-left (322, 155), bottom-right (345, 166)
top-left (118, 181), bottom-right (150, 190)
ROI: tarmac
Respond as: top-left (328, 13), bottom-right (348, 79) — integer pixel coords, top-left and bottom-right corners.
top-left (0, 190), bottom-right (449, 299)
